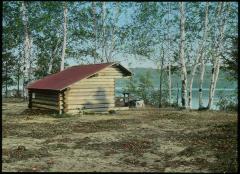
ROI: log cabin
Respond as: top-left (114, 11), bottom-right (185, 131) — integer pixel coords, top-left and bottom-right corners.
top-left (27, 62), bottom-right (132, 114)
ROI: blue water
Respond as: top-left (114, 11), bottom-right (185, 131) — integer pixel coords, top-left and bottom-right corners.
top-left (115, 87), bottom-right (237, 110)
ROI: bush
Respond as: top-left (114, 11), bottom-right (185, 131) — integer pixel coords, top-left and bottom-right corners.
top-left (124, 70), bottom-right (170, 107)
top-left (124, 70), bottom-right (154, 104)
top-left (216, 91), bottom-right (238, 111)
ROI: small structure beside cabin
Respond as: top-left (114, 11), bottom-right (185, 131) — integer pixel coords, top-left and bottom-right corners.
top-left (27, 62), bottom-right (132, 114)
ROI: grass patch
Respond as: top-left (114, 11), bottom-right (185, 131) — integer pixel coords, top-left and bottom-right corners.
top-left (2, 146), bottom-right (51, 163)
top-left (72, 119), bottom-right (140, 133)
top-left (2, 99), bottom-right (237, 172)
top-left (74, 138), bottom-right (152, 156)
top-left (3, 122), bottom-right (72, 139)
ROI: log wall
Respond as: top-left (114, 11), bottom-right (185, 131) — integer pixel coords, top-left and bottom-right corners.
top-left (65, 65), bottom-right (124, 114)
top-left (30, 90), bottom-right (60, 111)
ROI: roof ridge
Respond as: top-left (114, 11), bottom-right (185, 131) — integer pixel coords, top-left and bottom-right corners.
top-left (69, 62), bottom-right (115, 68)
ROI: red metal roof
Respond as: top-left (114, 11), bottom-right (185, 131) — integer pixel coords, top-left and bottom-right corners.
top-left (27, 62), bottom-right (131, 91)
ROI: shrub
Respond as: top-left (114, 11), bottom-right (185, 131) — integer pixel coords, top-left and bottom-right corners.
top-left (216, 91), bottom-right (238, 111)
top-left (124, 70), bottom-right (170, 107)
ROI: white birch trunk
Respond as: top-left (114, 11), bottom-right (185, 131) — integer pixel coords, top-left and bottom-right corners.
top-left (48, 38), bottom-right (61, 74)
top-left (179, 2), bottom-right (188, 108)
top-left (60, 4), bottom-right (67, 71)
top-left (101, 2), bottom-right (106, 62)
top-left (168, 2), bottom-right (172, 104)
top-left (188, 2), bottom-right (209, 108)
top-left (168, 64), bottom-right (172, 104)
top-left (22, 2), bottom-right (29, 78)
top-left (28, 33), bottom-right (33, 82)
top-left (212, 62), bottom-right (220, 99)
top-left (198, 57), bottom-right (205, 108)
top-left (92, 2), bottom-right (97, 63)
top-left (108, 2), bottom-right (120, 61)
top-left (21, 1), bottom-right (31, 100)
top-left (188, 62), bottom-right (199, 108)
top-left (207, 2), bottom-right (229, 109)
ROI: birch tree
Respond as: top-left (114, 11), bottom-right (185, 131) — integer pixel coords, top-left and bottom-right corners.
top-left (107, 2), bottom-right (120, 61)
top-left (101, 2), bottom-right (106, 61)
top-left (207, 2), bottom-right (230, 109)
top-left (48, 37), bottom-right (61, 74)
top-left (167, 2), bottom-right (172, 104)
top-left (60, 2), bottom-right (68, 71)
top-left (187, 2), bottom-right (209, 108)
top-left (159, 43), bottom-right (165, 108)
top-left (92, 2), bottom-right (97, 63)
top-left (21, 1), bottom-right (31, 98)
top-left (179, 2), bottom-right (188, 108)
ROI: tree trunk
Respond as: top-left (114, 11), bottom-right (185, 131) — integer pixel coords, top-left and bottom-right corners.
top-left (168, 2), bottom-right (172, 105)
top-left (159, 46), bottom-right (164, 108)
top-left (22, 76), bottom-right (25, 100)
top-left (28, 34), bottom-right (33, 82)
top-left (5, 62), bottom-right (8, 97)
top-left (48, 38), bottom-right (61, 74)
top-left (208, 62), bottom-right (216, 109)
top-left (176, 82), bottom-right (179, 107)
top-left (168, 64), bottom-right (171, 104)
top-left (188, 63), bottom-right (199, 108)
top-left (101, 2), bottom-right (106, 62)
top-left (21, 1), bottom-right (30, 99)
top-left (108, 2), bottom-right (120, 61)
top-left (188, 2), bottom-right (209, 109)
top-left (199, 57), bottom-right (205, 109)
top-left (179, 2), bottom-right (188, 108)
top-left (207, 2), bottom-right (229, 109)
top-left (92, 2), bottom-right (97, 63)
top-left (60, 3), bottom-right (67, 71)
top-left (17, 63), bottom-right (20, 97)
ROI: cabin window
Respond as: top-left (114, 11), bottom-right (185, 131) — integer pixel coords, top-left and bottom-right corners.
top-left (32, 93), bottom-right (35, 99)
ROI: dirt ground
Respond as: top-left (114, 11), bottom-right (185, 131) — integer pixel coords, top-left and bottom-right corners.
top-left (2, 98), bottom-right (238, 172)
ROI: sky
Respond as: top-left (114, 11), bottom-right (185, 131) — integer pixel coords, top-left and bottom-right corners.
top-left (66, 3), bottom-right (158, 69)
top-left (66, 54), bottom-right (158, 69)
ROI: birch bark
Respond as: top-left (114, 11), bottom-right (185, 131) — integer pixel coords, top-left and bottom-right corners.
top-left (101, 2), bottom-right (106, 62)
top-left (188, 2), bottom-right (209, 108)
top-left (48, 38), bottom-right (61, 74)
top-left (207, 2), bottom-right (229, 109)
top-left (168, 2), bottom-right (172, 104)
top-left (21, 1), bottom-right (31, 99)
top-left (159, 44), bottom-right (164, 108)
top-left (198, 53), bottom-right (206, 109)
top-left (179, 2), bottom-right (188, 108)
top-left (108, 2), bottom-right (120, 61)
top-left (92, 2), bottom-right (97, 63)
top-left (60, 3), bottom-right (67, 71)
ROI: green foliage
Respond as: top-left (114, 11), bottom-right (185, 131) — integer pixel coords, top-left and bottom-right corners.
top-left (216, 91), bottom-right (238, 111)
top-left (124, 70), bottom-right (171, 106)
top-left (138, 71), bottom-right (154, 103)
top-left (221, 36), bottom-right (238, 80)
top-left (124, 71), bottom-right (154, 104)
top-left (149, 89), bottom-right (169, 107)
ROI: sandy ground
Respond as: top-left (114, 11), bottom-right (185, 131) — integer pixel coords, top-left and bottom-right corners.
top-left (2, 98), bottom-right (238, 172)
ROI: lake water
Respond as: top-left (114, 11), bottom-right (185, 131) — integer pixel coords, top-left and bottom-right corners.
top-left (115, 87), bottom-right (237, 110)
top-left (115, 67), bottom-right (237, 110)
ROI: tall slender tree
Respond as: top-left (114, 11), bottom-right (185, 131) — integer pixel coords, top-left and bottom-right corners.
top-left (167, 2), bottom-right (172, 104)
top-left (60, 2), bottom-right (68, 71)
top-left (21, 1), bottom-right (31, 99)
top-left (179, 2), bottom-right (188, 108)
top-left (188, 2), bottom-right (209, 109)
top-left (207, 2), bottom-right (230, 109)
